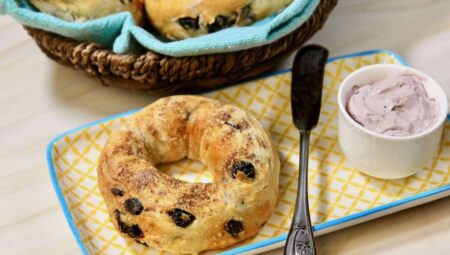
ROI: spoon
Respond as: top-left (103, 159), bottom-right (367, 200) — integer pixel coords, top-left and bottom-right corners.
top-left (284, 45), bottom-right (328, 255)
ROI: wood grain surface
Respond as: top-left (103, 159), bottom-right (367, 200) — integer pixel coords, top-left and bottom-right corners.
top-left (0, 0), bottom-right (449, 254)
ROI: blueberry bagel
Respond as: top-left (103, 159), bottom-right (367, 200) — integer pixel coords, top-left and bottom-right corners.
top-left (145, 0), bottom-right (292, 40)
top-left (29, 0), bottom-right (144, 25)
top-left (97, 95), bottom-right (280, 253)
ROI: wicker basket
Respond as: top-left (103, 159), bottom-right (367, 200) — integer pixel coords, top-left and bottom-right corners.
top-left (25, 0), bottom-right (337, 95)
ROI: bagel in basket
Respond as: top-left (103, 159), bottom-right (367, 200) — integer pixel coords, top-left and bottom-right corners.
top-left (29, 0), bottom-right (144, 25)
top-left (97, 95), bottom-right (280, 253)
top-left (145, 0), bottom-right (293, 40)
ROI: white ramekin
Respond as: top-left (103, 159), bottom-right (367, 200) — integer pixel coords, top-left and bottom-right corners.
top-left (337, 64), bottom-right (448, 179)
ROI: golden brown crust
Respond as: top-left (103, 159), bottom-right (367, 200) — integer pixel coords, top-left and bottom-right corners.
top-left (97, 95), bottom-right (280, 253)
top-left (145, 0), bottom-right (292, 40)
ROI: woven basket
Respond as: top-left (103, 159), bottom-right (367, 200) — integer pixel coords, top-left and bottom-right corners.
top-left (25, 0), bottom-right (337, 95)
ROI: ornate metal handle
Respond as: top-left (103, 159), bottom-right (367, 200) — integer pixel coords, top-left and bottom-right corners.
top-left (284, 131), bottom-right (317, 255)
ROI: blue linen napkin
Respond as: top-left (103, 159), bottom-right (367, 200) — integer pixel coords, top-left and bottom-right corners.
top-left (1, 0), bottom-right (319, 57)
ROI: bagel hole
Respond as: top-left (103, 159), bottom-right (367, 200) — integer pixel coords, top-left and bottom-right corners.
top-left (158, 158), bottom-right (213, 183)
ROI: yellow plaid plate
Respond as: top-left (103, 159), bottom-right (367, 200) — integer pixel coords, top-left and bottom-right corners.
top-left (47, 50), bottom-right (450, 255)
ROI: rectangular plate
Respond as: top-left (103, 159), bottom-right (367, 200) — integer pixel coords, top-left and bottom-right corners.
top-left (47, 50), bottom-right (450, 255)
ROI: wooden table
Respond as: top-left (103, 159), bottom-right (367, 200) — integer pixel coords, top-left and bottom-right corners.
top-left (1, 1), bottom-right (449, 254)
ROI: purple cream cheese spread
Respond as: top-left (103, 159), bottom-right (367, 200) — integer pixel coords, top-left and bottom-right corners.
top-left (346, 74), bottom-right (438, 137)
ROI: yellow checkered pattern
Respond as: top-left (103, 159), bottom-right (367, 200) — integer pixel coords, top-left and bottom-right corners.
top-left (50, 52), bottom-right (450, 255)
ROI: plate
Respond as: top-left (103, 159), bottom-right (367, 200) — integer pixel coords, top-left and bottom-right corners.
top-left (47, 50), bottom-right (450, 255)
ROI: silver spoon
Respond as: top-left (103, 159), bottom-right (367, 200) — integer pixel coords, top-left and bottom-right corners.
top-left (284, 45), bottom-right (328, 255)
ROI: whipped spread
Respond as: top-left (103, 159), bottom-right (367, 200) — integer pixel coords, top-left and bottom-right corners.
top-left (346, 74), bottom-right (438, 136)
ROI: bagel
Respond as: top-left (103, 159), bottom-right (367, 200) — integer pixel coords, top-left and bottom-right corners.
top-left (29, 0), bottom-right (145, 25)
top-left (145, 0), bottom-right (292, 40)
top-left (97, 95), bottom-right (280, 253)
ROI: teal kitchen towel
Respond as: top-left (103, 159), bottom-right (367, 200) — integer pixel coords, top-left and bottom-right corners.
top-left (1, 0), bottom-right (319, 57)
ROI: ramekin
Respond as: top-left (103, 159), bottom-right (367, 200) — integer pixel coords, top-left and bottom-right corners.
top-left (337, 64), bottom-right (448, 179)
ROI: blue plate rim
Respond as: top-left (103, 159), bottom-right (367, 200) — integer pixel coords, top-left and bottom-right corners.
top-left (46, 49), bottom-right (449, 255)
